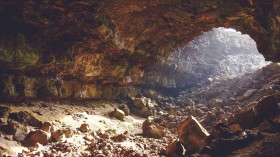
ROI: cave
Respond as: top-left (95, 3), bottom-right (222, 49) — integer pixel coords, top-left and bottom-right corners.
top-left (0, 0), bottom-right (280, 157)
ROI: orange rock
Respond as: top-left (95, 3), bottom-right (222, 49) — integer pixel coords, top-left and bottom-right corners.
top-left (178, 116), bottom-right (209, 154)
top-left (23, 130), bottom-right (51, 147)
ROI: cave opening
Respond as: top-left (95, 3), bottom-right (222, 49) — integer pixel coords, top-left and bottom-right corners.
top-left (167, 27), bottom-right (271, 87)
top-left (145, 27), bottom-right (272, 98)
top-left (167, 27), bottom-right (270, 82)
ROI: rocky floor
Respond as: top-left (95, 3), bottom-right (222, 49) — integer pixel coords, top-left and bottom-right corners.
top-left (0, 101), bottom-right (175, 156)
top-left (0, 64), bottom-right (280, 157)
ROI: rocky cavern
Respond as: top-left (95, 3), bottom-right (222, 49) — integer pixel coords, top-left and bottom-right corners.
top-left (0, 0), bottom-right (280, 157)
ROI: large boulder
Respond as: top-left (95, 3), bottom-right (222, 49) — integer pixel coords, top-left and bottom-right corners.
top-left (8, 111), bottom-right (43, 127)
top-left (22, 130), bottom-right (51, 147)
top-left (142, 119), bottom-right (165, 139)
top-left (233, 95), bottom-right (280, 129)
top-left (232, 108), bottom-right (257, 129)
top-left (11, 120), bottom-right (31, 142)
top-left (178, 116), bottom-right (209, 154)
top-left (255, 95), bottom-right (279, 119)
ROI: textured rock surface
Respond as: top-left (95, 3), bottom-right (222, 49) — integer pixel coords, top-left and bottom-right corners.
top-left (178, 116), bottom-right (209, 153)
top-left (23, 130), bottom-right (51, 147)
top-left (8, 111), bottom-right (43, 127)
top-left (0, 0), bottom-right (279, 100)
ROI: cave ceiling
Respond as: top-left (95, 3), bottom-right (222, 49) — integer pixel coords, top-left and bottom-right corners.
top-left (0, 0), bottom-right (279, 85)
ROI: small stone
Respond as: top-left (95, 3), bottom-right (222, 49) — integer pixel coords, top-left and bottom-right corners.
top-left (41, 122), bottom-right (53, 132)
top-left (51, 129), bottom-right (65, 142)
top-left (196, 104), bottom-right (206, 108)
top-left (169, 109), bottom-right (177, 116)
top-left (64, 128), bottom-right (73, 138)
top-left (229, 124), bottom-right (243, 134)
top-left (142, 119), bottom-right (165, 139)
top-left (111, 134), bottom-right (127, 142)
top-left (79, 123), bottom-right (89, 133)
top-left (109, 108), bottom-right (125, 121)
top-left (23, 130), bottom-right (51, 147)
top-left (134, 97), bottom-right (147, 107)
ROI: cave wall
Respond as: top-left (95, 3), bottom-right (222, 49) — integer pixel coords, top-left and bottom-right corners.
top-left (0, 0), bottom-right (279, 100)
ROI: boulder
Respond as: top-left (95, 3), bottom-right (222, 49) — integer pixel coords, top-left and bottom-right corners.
top-left (22, 130), bottom-right (51, 147)
top-left (8, 111), bottom-right (43, 127)
top-left (232, 108), bottom-right (257, 129)
top-left (178, 116), bottom-right (209, 154)
top-left (11, 120), bottom-right (31, 142)
top-left (255, 95), bottom-right (279, 119)
top-left (109, 108), bottom-right (125, 121)
top-left (142, 119), bottom-right (165, 139)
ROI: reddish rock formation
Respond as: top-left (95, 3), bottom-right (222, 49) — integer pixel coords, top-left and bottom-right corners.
top-left (0, 1), bottom-right (279, 100)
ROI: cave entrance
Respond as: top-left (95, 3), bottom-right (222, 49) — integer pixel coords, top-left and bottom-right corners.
top-left (167, 27), bottom-right (271, 87)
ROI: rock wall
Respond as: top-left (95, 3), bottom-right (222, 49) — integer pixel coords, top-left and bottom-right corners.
top-left (0, 0), bottom-right (279, 100)
top-left (0, 74), bottom-right (140, 100)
